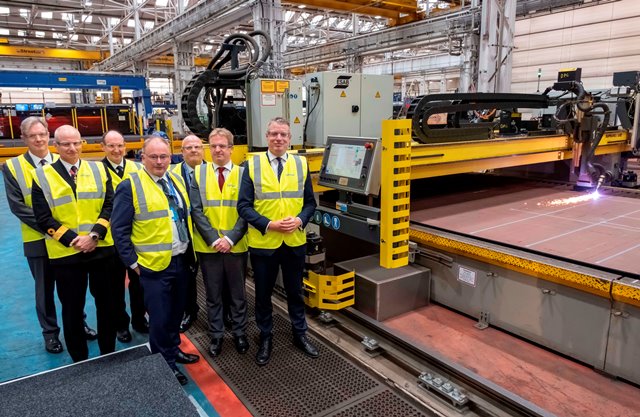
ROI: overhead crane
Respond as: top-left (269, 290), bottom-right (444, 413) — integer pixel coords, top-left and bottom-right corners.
top-left (0, 45), bottom-right (211, 69)
top-left (285, 0), bottom-right (423, 25)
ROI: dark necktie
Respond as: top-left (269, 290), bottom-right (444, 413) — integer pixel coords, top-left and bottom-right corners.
top-left (69, 165), bottom-right (78, 183)
top-left (217, 166), bottom-right (225, 191)
top-left (115, 165), bottom-right (124, 178)
top-left (39, 159), bottom-right (47, 167)
top-left (158, 178), bottom-right (189, 242)
top-left (276, 157), bottom-right (283, 181)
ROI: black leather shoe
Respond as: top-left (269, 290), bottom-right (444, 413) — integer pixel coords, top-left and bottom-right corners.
top-left (179, 313), bottom-right (195, 333)
top-left (173, 368), bottom-right (188, 386)
top-left (208, 338), bottom-right (223, 357)
top-left (234, 335), bottom-right (249, 354)
top-left (83, 322), bottom-right (98, 341)
top-left (132, 320), bottom-right (149, 334)
top-left (45, 336), bottom-right (64, 354)
top-left (293, 335), bottom-right (319, 358)
top-left (116, 328), bottom-right (132, 343)
top-left (176, 349), bottom-right (200, 364)
top-left (255, 336), bottom-right (272, 366)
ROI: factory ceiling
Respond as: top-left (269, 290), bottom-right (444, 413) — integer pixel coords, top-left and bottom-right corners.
top-left (0, 0), bottom-right (588, 71)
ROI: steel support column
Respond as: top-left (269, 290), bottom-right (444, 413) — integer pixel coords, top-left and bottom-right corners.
top-left (477, 0), bottom-right (516, 92)
top-left (172, 41), bottom-right (194, 135)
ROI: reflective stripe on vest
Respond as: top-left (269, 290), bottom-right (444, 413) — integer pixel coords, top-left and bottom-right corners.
top-left (246, 153), bottom-right (307, 249)
top-left (34, 161), bottom-right (113, 259)
top-left (193, 164), bottom-right (247, 253)
top-left (110, 160), bottom-right (141, 189)
top-left (251, 154), bottom-right (304, 200)
top-left (128, 170), bottom-right (193, 271)
top-left (7, 155), bottom-right (48, 243)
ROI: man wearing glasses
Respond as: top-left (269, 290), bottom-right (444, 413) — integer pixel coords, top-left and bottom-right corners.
top-left (3, 117), bottom-right (62, 354)
top-left (31, 125), bottom-right (119, 362)
top-left (170, 134), bottom-right (205, 333)
top-left (111, 136), bottom-right (200, 386)
top-left (101, 130), bottom-right (148, 343)
top-left (238, 117), bottom-right (319, 366)
top-left (190, 128), bottom-right (249, 358)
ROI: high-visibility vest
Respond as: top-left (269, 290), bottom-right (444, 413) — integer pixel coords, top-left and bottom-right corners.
top-left (128, 170), bottom-right (193, 271)
top-left (192, 164), bottom-right (247, 253)
top-left (5, 153), bottom-right (59, 243)
top-left (33, 161), bottom-right (113, 259)
top-left (109, 160), bottom-right (142, 189)
top-left (246, 153), bottom-right (307, 249)
top-left (170, 161), bottom-right (205, 244)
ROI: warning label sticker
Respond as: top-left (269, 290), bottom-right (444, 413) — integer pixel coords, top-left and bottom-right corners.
top-left (375, 91), bottom-right (381, 98)
top-left (340, 91), bottom-right (346, 98)
top-left (293, 117), bottom-right (300, 123)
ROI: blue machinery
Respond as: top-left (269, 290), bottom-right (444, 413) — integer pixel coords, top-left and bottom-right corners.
top-left (0, 69), bottom-right (153, 123)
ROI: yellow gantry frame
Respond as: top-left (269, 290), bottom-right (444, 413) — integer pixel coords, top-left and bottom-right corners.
top-left (410, 131), bottom-right (631, 179)
top-left (380, 119), bottom-right (412, 268)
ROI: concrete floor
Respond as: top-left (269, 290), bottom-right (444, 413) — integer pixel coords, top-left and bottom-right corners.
top-left (0, 174), bottom-right (217, 415)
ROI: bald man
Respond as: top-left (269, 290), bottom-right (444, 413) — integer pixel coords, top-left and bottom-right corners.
top-left (31, 125), bottom-right (118, 362)
top-left (170, 135), bottom-right (205, 332)
top-left (101, 130), bottom-right (147, 342)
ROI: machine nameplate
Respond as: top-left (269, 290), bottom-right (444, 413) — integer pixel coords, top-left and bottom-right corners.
top-left (261, 94), bottom-right (276, 106)
top-left (458, 266), bottom-right (476, 287)
top-left (338, 177), bottom-right (348, 186)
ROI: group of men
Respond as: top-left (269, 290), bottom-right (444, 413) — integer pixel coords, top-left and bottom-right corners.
top-left (3, 116), bottom-right (319, 386)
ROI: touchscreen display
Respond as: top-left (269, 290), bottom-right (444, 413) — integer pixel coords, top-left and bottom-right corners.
top-left (325, 143), bottom-right (365, 179)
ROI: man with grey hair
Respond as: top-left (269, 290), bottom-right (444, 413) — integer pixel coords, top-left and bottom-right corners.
top-left (31, 125), bottom-right (118, 362)
top-left (170, 134), bottom-right (205, 332)
top-left (112, 136), bottom-right (200, 386)
top-left (2, 116), bottom-right (62, 354)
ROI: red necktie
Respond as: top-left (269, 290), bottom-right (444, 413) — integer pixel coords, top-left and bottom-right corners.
top-left (69, 166), bottom-right (78, 183)
top-left (217, 167), bottom-right (225, 191)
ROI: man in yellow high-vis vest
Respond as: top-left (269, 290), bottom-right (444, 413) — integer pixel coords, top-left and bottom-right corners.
top-left (238, 117), bottom-right (319, 366)
top-left (101, 130), bottom-right (148, 343)
top-left (31, 125), bottom-right (119, 363)
top-left (2, 116), bottom-right (62, 354)
top-left (190, 128), bottom-right (249, 358)
top-left (170, 134), bottom-right (204, 333)
top-left (111, 136), bottom-right (200, 386)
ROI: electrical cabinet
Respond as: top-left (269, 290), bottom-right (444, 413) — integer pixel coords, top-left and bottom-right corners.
top-left (305, 72), bottom-right (393, 147)
top-left (248, 78), bottom-right (303, 148)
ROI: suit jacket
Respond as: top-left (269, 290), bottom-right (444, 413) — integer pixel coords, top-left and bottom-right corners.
top-left (177, 161), bottom-right (206, 190)
top-left (189, 163), bottom-right (247, 248)
top-left (111, 169), bottom-right (196, 269)
top-left (31, 159), bottom-right (115, 264)
top-left (2, 152), bottom-right (47, 257)
top-left (237, 154), bottom-right (316, 257)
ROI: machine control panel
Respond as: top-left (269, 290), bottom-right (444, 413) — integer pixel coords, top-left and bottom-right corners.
top-left (318, 136), bottom-right (382, 196)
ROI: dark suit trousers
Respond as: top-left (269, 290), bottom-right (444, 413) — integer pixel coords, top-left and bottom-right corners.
top-left (52, 255), bottom-right (119, 362)
top-left (199, 252), bottom-right (248, 339)
top-left (251, 244), bottom-right (308, 338)
top-left (183, 261), bottom-right (199, 317)
top-left (113, 257), bottom-right (146, 330)
top-left (26, 255), bottom-right (59, 339)
top-left (139, 254), bottom-right (188, 369)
